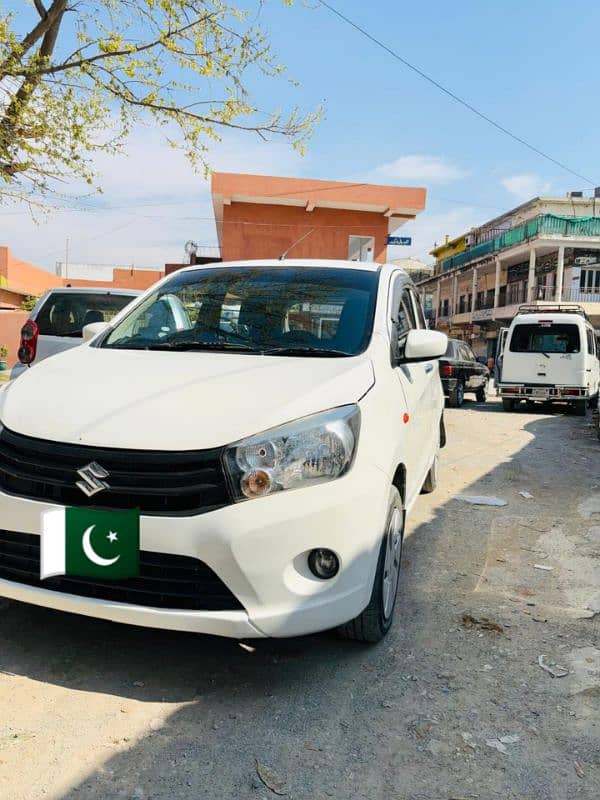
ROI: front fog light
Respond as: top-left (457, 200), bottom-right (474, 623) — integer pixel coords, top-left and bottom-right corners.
top-left (308, 549), bottom-right (340, 580)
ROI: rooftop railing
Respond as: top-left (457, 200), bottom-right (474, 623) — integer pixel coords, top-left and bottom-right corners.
top-left (441, 214), bottom-right (600, 272)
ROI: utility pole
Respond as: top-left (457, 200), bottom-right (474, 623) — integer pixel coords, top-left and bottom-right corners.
top-left (65, 237), bottom-right (70, 280)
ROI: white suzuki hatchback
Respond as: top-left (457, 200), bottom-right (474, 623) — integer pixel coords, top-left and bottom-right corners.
top-left (0, 260), bottom-right (446, 642)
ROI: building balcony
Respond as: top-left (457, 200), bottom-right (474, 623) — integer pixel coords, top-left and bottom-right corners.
top-left (440, 214), bottom-right (600, 272)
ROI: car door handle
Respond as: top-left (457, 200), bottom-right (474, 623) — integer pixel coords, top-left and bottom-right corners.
top-left (424, 363), bottom-right (434, 373)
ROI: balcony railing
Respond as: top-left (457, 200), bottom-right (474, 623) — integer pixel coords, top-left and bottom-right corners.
top-left (441, 214), bottom-right (600, 272)
top-left (561, 287), bottom-right (600, 303)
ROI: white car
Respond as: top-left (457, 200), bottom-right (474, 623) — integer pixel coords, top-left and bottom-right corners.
top-left (0, 260), bottom-right (446, 642)
top-left (12, 286), bottom-right (141, 379)
top-left (499, 303), bottom-right (600, 415)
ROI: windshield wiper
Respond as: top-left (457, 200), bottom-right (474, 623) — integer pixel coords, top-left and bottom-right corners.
top-left (540, 352), bottom-right (551, 359)
top-left (146, 340), bottom-right (256, 352)
top-left (261, 345), bottom-right (352, 357)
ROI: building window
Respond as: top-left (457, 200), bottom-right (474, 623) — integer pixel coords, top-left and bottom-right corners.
top-left (580, 268), bottom-right (600, 293)
top-left (348, 236), bottom-right (375, 262)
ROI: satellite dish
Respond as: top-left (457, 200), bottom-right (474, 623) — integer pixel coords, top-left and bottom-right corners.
top-left (184, 240), bottom-right (198, 261)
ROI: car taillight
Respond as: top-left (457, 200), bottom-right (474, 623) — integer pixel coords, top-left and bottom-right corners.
top-left (440, 364), bottom-right (454, 377)
top-left (18, 320), bottom-right (39, 365)
top-left (502, 386), bottom-right (519, 394)
top-left (561, 388), bottom-right (580, 396)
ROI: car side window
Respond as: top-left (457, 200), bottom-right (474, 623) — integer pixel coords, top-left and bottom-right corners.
top-left (395, 289), bottom-right (417, 338)
top-left (587, 328), bottom-right (595, 356)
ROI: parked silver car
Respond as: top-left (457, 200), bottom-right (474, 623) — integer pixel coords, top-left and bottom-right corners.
top-left (12, 287), bottom-right (141, 379)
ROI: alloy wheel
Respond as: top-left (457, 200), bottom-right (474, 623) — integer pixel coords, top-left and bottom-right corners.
top-left (382, 506), bottom-right (403, 619)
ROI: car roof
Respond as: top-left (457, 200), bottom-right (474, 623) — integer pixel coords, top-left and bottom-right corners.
top-left (513, 312), bottom-right (585, 325)
top-left (176, 258), bottom-right (383, 274)
top-left (43, 287), bottom-right (141, 296)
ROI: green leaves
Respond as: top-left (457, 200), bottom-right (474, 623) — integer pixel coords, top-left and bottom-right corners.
top-left (0, 1), bottom-right (319, 208)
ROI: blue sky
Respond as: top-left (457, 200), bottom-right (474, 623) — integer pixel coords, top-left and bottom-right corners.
top-left (3, 0), bottom-right (600, 270)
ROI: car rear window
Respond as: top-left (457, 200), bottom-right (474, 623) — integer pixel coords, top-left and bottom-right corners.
top-left (35, 293), bottom-right (135, 338)
top-left (443, 341), bottom-right (457, 358)
top-left (509, 323), bottom-right (581, 354)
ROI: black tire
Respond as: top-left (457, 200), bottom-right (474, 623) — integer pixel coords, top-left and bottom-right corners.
top-left (588, 393), bottom-right (598, 410)
top-left (572, 400), bottom-right (587, 417)
top-left (502, 398), bottom-right (515, 412)
top-left (448, 380), bottom-right (464, 408)
top-left (337, 487), bottom-right (404, 643)
top-left (475, 378), bottom-right (488, 403)
top-left (421, 450), bottom-right (439, 494)
top-left (440, 414), bottom-right (447, 448)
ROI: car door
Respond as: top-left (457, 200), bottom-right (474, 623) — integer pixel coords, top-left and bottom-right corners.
top-left (408, 284), bottom-right (443, 453)
top-left (465, 345), bottom-right (485, 388)
top-left (390, 277), bottom-right (436, 501)
top-left (455, 343), bottom-right (472, 388)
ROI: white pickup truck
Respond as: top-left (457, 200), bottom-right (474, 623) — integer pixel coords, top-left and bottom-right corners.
top-left (499, 304), bottom-right (600, 415)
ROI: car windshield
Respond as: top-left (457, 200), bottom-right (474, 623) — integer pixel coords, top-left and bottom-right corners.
top-left (36, 292), bottom-right (136, 338)
top-left (509, 323), bottom-right (581, 354)
top-left (102, 266), bottom-right (379, 356)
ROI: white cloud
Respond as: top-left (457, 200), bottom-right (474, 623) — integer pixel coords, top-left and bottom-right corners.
top-left (388, 206), bottom-right (484, 263)
top-left (367, 154), bottom-right (468, 185)
top-left (501, 173), bottom-right (551, 201)
top-left (2, 127), bottom-right (307, 271)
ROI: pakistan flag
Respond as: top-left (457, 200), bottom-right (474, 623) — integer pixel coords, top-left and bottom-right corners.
top-left (41, 507), bottom-right (140, 580)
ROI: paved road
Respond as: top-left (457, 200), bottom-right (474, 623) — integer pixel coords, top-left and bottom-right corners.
top-left (1, 395), bottom-right (599, 800)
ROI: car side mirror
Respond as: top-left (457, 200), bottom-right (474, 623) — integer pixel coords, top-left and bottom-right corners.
top-left (397, 329), bottom-right (448, 364)
top-left (82, 321), bottom-right (110, 343)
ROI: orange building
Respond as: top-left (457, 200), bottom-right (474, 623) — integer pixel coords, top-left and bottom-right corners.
top-left (211, 173), bottom-right (426, 263)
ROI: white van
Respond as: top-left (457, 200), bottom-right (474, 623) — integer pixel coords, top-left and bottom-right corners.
top-left (499, 304), bottom-right (600, 415)
top-left (0, 260), bottom-right (447, 643)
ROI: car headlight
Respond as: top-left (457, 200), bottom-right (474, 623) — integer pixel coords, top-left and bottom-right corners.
top-left (223, 405), bottom-right (361, 502)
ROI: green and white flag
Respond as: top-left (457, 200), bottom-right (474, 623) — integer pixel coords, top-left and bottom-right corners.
top-left (41, 507), bottom-right (140, 580)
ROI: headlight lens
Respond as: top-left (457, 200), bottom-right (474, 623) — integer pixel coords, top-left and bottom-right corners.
top-left (223, 405), bottom-right (361, 501)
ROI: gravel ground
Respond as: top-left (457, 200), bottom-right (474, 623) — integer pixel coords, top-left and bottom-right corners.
top-left (0, 394), bottom-right (598, 800)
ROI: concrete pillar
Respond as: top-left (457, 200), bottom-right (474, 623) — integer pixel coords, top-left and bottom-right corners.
top-left (435, 281), bottom-right (441, 318)
top-left (452, 274), bottom-right (458, 316)
top-left (494, 258), bottom-right (501, 308)
top-left (471, 268), bottom-right (477, 313)
top-left (527, 248), bottom-right (536, 302)
top-left (555, 246), bottom-right (565, 302)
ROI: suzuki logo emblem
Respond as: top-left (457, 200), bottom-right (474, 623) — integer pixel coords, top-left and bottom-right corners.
top-left (76, 462), bottom-right (110, 497)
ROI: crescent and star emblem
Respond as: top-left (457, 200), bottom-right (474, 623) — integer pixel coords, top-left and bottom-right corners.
top-left (82, 525), bottom-right (121, 567)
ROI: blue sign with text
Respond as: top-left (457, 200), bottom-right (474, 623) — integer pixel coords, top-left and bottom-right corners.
top-left (387, 236), bottom-right (412, 246)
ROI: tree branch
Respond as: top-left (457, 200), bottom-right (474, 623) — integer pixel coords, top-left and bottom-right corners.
top-left (0, 0), bottom-right (66, 78)
top-left (32, 0), bottom-right (48, 19)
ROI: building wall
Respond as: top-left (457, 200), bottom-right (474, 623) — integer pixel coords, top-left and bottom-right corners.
top-left (220, 203), bottom-right (389, 263)
top-left (0, 309), bottom-right (28, 367)
top-left (65, 268), bottom-right (164, 291)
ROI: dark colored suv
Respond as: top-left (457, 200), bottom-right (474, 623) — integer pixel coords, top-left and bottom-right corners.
top-left (439, 338), bottom-right (489, 407)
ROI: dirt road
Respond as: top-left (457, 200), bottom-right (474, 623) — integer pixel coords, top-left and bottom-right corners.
top-left (1, 396), bottom-right (598, 800)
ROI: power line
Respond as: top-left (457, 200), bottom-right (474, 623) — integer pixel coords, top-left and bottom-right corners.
top-left (319, 1), bottom-right (597, 187)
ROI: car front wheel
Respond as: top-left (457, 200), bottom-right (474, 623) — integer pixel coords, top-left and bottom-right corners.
top-left (337, 487), bottom-right (404, 643)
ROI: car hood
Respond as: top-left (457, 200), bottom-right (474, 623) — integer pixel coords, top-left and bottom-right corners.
top-left (0, 346), bottom-right (375, 450)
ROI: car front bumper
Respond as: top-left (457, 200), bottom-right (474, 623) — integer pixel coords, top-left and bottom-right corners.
top-left (0, 462), bottom-right (390, 638)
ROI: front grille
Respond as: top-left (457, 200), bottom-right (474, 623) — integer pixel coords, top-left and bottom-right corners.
top-left (0, 426), bottom-right (231, 516)
top-left (0, 530), bottom-right (243, 611)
